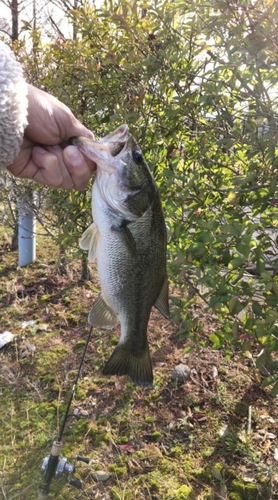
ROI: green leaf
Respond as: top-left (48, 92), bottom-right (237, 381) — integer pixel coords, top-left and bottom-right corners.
top-left (261, 271), bottom-right (273, 281)
top-left (261, 376), bottom-right (275, 388)
top-left (228, 257), bottom-right (245, 270)
top-left (252, 302), bottom-right (263, 316)
top-left (209, 333), bottom-right (222, 349)
top-left (228, 298), bottom-right (246, 315)
top-left (271, 381), bottom-right (278, 396)
top-left (183, 345), bottom-right (194, 354)
top-left (235, 242), bottom-right (250, 258)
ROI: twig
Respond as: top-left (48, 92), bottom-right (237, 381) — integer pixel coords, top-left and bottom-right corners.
top-left (1, 485), bottom-right (8, 500)
top-left (247, 405), bottom-right (252, 436)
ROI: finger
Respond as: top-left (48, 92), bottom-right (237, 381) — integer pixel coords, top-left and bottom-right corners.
top-left (32, 146), bottom-right (74, 189)
top-left (69, 118), bottom-right (95, 141)
top-left (63, 146), bottom-right (96, 191)
top-left (58, 110), bottom-right (95, 143)
top-left (7, 138), bottom-right (34, 177)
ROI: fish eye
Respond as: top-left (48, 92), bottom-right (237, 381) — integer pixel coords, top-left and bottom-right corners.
top-left (132, 150), bottom-right (143, 163)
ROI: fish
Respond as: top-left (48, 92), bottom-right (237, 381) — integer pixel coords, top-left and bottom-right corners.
top-left (71, 124), bottom-right (169, 386)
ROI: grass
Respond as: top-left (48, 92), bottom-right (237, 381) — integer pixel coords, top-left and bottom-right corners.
top-left (1, 228), bottom-right (278, 499)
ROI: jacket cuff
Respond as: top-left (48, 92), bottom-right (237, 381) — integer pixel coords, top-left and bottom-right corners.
top-left (0, 41), bottom-right (28, 169)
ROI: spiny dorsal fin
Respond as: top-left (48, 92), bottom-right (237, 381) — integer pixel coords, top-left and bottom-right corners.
top-left (88, 293), bottom-right (119, 329)
top-left (103, 343), bottom-right (153, 387)
top-left (154, 276), bottom-right (170, 318)
top-left (79, 223), bottom-right (99, 262)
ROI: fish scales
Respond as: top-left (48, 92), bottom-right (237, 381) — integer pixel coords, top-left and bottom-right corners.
top-left (72, 125), bottom-right (169, 386)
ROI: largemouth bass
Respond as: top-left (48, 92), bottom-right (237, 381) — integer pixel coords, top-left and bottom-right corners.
top-left (72, 125), bottom-right (169, 386)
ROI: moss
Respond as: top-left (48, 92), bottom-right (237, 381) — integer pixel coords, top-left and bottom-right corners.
top-left (149, 479), bottom-right (160, 492)
top-left (202, 447), bottom-right (214, 457)
top-left (108, 464), bottom-right (127, 478)
top-left (75, 387), bottom-right (87, 400)
top-left (171, 445), bottom-right (183, 457)
top-left (36, 345), bottom-right (70, 381)
top-left (88, 423), bottom-right (98, 438)
top-left (229, 480), bottom-right (259, 500)
top-left (91, 427), bottom-right (111, 446)
top-left (151, 430), bottom-right (162, 441)
top-left (117, 436), bottom-right (129, 444)
top-left (174, 485), bottom-right (194, 499)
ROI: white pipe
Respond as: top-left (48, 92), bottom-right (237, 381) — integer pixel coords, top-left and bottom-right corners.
top-left (18, 191), bottom-right (36, 266)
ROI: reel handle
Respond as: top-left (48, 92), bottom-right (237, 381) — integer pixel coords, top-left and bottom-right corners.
top-left (76, 455), bottom-right (90, 464)
top-left (69, 479), bottom-right (83, 489)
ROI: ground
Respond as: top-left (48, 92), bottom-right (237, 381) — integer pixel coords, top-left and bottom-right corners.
top-left (0, 232), bottom-right (278, 500)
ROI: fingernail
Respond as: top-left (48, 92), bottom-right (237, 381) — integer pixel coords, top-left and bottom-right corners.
top-left (67, 147), bottom-right (82, 166)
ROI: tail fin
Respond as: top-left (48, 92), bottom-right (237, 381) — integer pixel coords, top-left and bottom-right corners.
top-left (102, 344), bottom-right (153, 387)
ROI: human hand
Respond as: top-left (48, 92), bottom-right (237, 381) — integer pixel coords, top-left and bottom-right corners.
top-left (7, 84), bottom-right (96, 190)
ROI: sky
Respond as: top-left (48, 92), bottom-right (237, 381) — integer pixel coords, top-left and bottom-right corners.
top-left (0, 0), bottom-right (103, 41)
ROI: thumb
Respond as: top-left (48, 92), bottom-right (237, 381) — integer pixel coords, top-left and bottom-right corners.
top-left (66, 115), bottom-right (95, 141)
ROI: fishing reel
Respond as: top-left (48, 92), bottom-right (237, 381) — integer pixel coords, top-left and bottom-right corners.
top-left (40, 452), bottom-right (89, 488)
top-left (38, 441), bottom-right (89, 499)
top-left (37, 326), bottom-right (93, 499)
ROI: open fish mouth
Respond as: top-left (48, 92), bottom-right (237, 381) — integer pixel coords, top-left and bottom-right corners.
top-left (71, 125), bottom-right (130, 171)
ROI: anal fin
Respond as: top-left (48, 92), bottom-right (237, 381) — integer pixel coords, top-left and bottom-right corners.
top-left (88, 293), bottom-right (118, 329)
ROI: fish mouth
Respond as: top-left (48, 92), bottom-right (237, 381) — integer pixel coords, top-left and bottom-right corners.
top-left (71, 125), bottom-right (130, 172)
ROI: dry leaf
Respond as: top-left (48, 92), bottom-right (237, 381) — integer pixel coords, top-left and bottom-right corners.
top-left (265, 432), bottom-right (276, 439)
top-left (211, 466), bottom-right (223, 481)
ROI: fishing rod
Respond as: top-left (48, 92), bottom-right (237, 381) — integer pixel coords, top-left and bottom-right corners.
top-left (38, 325), bottom-right (93, 499)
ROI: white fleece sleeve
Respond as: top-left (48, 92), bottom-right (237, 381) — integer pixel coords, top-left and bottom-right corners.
top-left (0, 41), bottom-right (28, 169)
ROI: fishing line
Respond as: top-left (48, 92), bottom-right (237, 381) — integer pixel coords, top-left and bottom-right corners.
top-left (58, 324), bottom-right (93, 442)
top-left (38, 325), bottom-right (93, 499)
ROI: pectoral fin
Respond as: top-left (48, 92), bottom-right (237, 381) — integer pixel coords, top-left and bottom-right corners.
top-left (154, 277), bottom-right (170, 318)
top-left (111, 221), bottom-right (136, 255)
top-left (88, 293), bottom-right (119, 329)
top-left (79, 223), bottom-right (99, 262)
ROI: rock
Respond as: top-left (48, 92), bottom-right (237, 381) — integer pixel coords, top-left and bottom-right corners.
top-left (0, 331), bottom-right (14, 349)
top-left (171, 363), bottom-right (191, 383)
top-left (80, 410), bottom-right (89, 417)
top-left (92, 470), bottom-right (111, 481)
